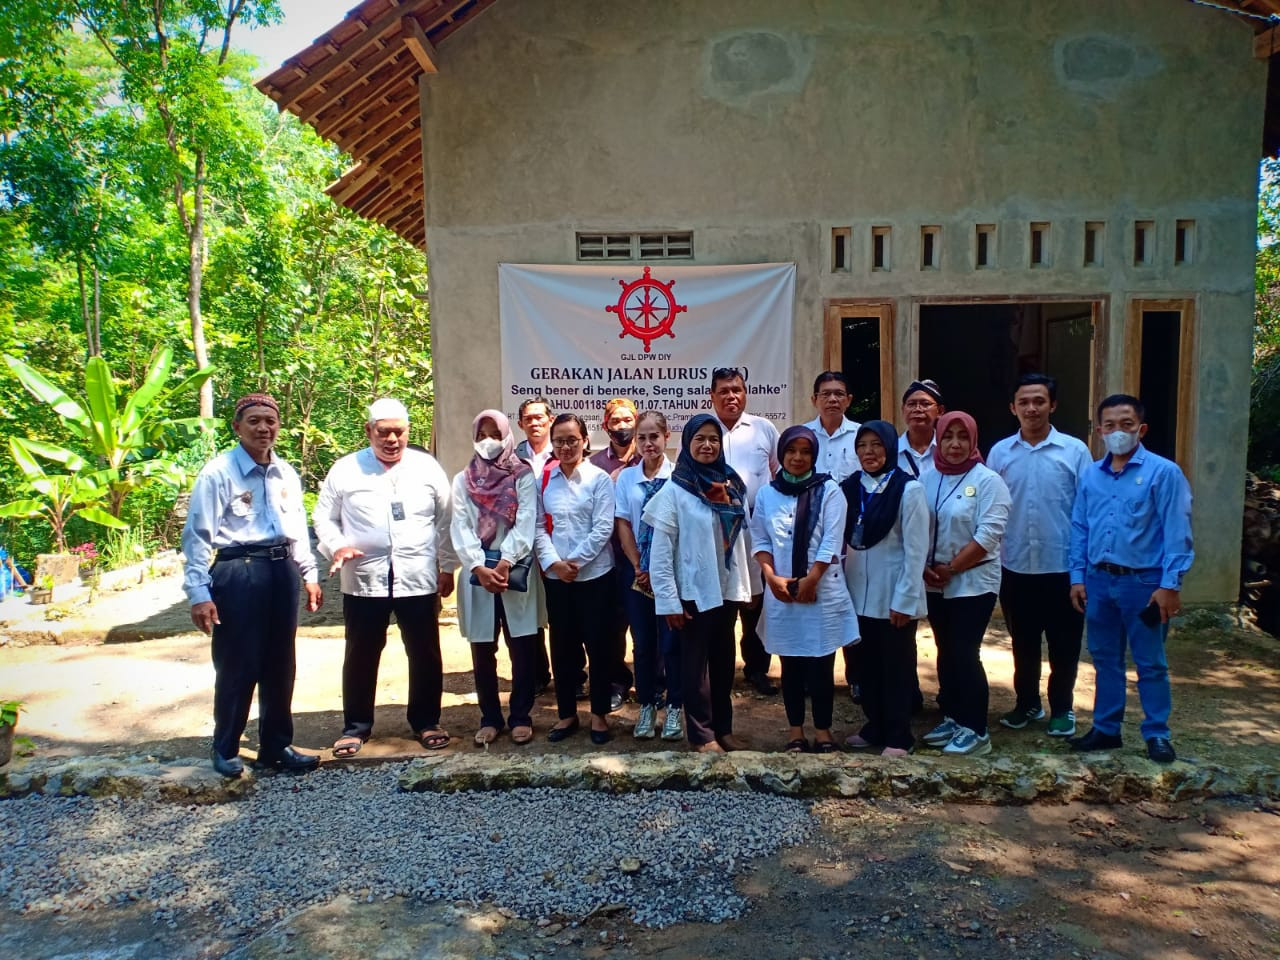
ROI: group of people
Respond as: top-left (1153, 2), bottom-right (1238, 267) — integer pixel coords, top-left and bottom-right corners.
top-left (182, 366), bottom-right (1193, 778)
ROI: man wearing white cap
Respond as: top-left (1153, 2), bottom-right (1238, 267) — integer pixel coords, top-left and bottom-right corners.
top-left (313, 398), bottom-right (457, 756)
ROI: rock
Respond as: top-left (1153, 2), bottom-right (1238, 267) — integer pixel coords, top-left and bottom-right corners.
top-left (618, 857), bottom-right (642, 874)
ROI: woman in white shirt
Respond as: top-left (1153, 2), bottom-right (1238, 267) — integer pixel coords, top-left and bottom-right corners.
top-left (841, 420), bottom-right (929, 757)
top-left (451, 409), bottom-right (542, 746)
top-left (535, 413), bottom-right (617, 745)
top-left (919, 411), bottom-right (1011, 757)
top-left (614, 411), bottom-right (682, 741)
top-left (643, 414), bottom-right (752, 753)
top-left (750, 425), bottom-right (856, 753)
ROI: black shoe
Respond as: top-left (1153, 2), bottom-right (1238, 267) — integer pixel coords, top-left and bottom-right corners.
top-left (575, 684), bottom-right (590, 701)
top-left (1068, 728), bottom-right (1123, 752)
top-left (848, 683), bottom-right (863, 705)
top-left (547, 718), bottom-right (580, 742)
top-left (590, 727), bottom-right (613, 745)
top-left (210, 747), bottom-right (243, 779)
top-left (748, 672), bottom-right (779, 696)
top-left (1146, 737), bottom-right (1177, 764)
top-left (253, 745), bottom-right (320, 773)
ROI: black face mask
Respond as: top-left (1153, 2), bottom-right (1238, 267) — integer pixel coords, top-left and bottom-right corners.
top-left (609, 427), bottom-right (635, 447)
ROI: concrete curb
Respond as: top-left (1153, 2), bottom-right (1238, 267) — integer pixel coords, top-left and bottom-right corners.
top-left (2, 750), bottom-right (1276, 805)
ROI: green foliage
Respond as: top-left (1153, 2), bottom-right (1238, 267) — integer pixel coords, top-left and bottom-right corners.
top-left (0, 700), bottom-right (20, 728)
top-left (0, 437), bottom-right (129, 552)
top-left (1253, 158), bottom-right (1280, 471)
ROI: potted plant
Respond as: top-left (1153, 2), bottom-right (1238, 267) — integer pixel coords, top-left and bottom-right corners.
top-left (0, 700), bottom-right (20, 766)
top-left (30, 574), bottom-right (54, 605)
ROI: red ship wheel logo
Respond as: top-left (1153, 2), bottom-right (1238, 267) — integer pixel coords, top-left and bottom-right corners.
top-left (606, 266), bottom-right (687, 352)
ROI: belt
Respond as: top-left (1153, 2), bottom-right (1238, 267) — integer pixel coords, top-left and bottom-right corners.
top-left (215, 543), bottom-right (290, 562)
top-left (1093, 562), bottom-right (1145, 576)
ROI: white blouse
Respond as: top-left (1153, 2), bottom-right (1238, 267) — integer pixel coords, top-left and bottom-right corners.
top-left (614, 458), bottom-right (674, 531)
top-left (922, 463), bottom-right (1011, 599)
top-left (450, 469), bottom-right (545, 643)
top-left (843, 476), bottom-right (930, 619)
top-left (748, 480), bottom-right (858, 657)
top-left (534, 460), bottom-right (616, 582)
top-left (643, 483), bottom-right (752, 616)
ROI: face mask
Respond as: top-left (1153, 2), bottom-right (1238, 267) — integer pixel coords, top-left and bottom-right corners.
top-left (1103, 430), bottom-right (1140, 456)
top-left (474, 438), bottom-right (504, 460)
top-left (608, 427), bottom-right (635, 447)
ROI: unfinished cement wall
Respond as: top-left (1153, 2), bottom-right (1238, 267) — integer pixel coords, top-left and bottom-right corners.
top-left (420, 0), bottom-right (1264, 602)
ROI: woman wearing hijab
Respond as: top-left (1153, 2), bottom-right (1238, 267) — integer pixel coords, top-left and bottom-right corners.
top-left (643, 414), bottom-right (752, 753)
top-left (451, 410), bottom-right (542, 745)
top-left (749, 425), bottom-right (856, 753)
top-left (841, 420), bottom-right (930, 756)
top-left (919, 411), bottom-right (1011, 757)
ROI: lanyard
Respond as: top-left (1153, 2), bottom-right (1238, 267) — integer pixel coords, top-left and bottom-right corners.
top-left (929, 466), bottom-right (975, 566)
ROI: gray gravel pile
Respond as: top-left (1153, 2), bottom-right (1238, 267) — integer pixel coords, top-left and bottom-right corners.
top-left (0, 762), bottom-right (813, 932)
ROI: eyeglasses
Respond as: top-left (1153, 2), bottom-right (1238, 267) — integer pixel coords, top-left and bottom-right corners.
top-left (551, 437), bottom-right (583, 448)
top-left (817, 390), bottom-right (848, 400)
top-left (904, 399), bottom-right (937, 410)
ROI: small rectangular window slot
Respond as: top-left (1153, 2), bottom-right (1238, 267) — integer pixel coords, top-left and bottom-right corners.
top-left (975, 224), bottom-right (995, 269)
top-left (1134, 220), bottom-right (1154, 266)
top-left (1084, 221), bottom-right (1104, 267)
top-left (920, 225), bottom-right (940, 270)
top-left (872, 226), bottom-right (891, 271)
top-left (1029, 221), bottom-right (1050, 267)
top-left (832, 227), bottom-right (851, 272)
top-left (1175, 220), bottom-right (1195, 265)
top-left (577, 231), bottom-right (693, 261)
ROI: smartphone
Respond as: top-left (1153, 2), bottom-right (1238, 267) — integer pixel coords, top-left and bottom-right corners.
top-left (1138, 601), bottom-right (1162, 628)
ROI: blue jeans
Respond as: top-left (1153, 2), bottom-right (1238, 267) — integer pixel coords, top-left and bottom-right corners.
top-left (622, 582), bottom-right (681, 708)
top-left (1083, 568), bottom-right (1171, 740)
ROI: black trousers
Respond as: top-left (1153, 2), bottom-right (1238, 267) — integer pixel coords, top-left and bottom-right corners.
top-left (544, 571), bottom-right (616, 719)
top-left (209, 554), bottom-right (299, 760)
top-left (470, 595), bottom-right (537, 730)
top-left (683, 602), bottom-right (737, 746)
top-left (609, 554), bottom-right (638, 694)
top-left (856, 616), bottom-right (918, 749)
top-left (737, 595), bottom-right (771, 679)
top-left (926, 592), bottom-right (997, 736)
top-left (341, 592), bottom-right (442, 739)
top-left (780, 652), bottom-right (837, 729)
top-left (1000, 569), bottom-right (1083, 717)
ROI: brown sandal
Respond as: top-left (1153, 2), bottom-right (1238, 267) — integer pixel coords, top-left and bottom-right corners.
top-left (418, 728), bottom-right (450, 750)
top-left (332, 736), bottom-right (364, 758)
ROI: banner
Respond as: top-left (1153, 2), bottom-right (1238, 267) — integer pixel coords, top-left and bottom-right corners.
top-left (499, 262), bottom-right (795, 445)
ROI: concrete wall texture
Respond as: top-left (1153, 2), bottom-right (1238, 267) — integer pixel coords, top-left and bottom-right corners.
top-left (419, 0), bottom-right (1265, 602)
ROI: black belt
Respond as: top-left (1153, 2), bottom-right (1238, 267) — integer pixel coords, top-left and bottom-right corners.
top-left (1094, 562), bottom-right (1144, 576)
top-left (215, 543), bottom-right (290, 562)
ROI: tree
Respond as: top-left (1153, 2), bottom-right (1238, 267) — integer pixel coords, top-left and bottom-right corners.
top-left (0, 438), bottom-right (128, 553)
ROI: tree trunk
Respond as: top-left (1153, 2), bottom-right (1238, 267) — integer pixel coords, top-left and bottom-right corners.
top-left (187, 150), bottom-right (213, 418)
top-left (91, 259), bottom-right (102, 356)
top-left (76, 255), bottom-right (98, 358)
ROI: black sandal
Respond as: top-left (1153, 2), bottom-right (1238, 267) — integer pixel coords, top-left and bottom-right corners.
top-left (813, 739), bottom-right (837, 754)
top-left (784, 738), bottom-right (810, 754)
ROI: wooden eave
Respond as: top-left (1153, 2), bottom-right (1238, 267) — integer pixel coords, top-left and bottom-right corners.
top-left (255, 0), bottom-right (498, 250)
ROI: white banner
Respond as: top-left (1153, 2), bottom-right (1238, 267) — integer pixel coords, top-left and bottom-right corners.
top-left (499, 262), bottom-right (795, 445)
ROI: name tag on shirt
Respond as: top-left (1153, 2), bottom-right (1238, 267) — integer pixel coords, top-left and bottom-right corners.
top-left (391, 501), bottom-right (405, 521)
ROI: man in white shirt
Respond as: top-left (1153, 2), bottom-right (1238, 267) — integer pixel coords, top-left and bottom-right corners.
top-left (709, 366), bottom-right (780, 696)
top-left (515, 397), bottom-right (555, 476)
top-left (987, 373), bottom-right (1091, 737)
top-left (313, 398), bottom-right (457, 757)
top-left (803, 371), bottom-right (860, 483)
top-left (898, 379), bottom-right (945, 479)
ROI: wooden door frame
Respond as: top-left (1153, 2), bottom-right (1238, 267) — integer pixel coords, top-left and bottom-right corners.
top-left (823, 299), bottom-right (896, 421)
top-left (1124, 297), bottom-right (1197, 474)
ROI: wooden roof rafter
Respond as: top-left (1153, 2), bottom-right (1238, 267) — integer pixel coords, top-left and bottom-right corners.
top-left (256, 0), bottom-right (500, 249)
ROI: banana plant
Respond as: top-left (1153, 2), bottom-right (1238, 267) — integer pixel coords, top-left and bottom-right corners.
top-left (4, 347), bottom-right (215, 516)
top-left (0, 438), bottom-right (128, 553)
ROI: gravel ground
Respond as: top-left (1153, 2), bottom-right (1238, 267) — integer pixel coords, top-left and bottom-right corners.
top-left (0, 764), bottom-right (813, 935)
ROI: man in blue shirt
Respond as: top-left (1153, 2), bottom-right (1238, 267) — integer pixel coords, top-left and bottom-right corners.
top-left (182, 393), bottom-right (324, 777)
top-left (1067, 394), bottom-right (1193, 763)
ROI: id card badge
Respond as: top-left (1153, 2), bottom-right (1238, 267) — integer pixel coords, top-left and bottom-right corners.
top-left (851, 520), bottom-right (864, 548)
top-left (391, 501), bottom-right (405, 521)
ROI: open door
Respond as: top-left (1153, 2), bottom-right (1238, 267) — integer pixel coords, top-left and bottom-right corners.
top-left (823, 300), bottom-right (895, 424)
top-left (1125, 298), bottom-right (1197, 474)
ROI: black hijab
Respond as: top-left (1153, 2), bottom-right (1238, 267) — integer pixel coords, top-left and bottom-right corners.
top-left (841, 420), bottom-right (912, 551)
top-left (671, 414), bottom-right (747, 568)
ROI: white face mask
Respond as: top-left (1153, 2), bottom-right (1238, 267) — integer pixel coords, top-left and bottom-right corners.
top-left (1103, 429), bottom-right (1140, 456)
top-left (474, 438), bottom-right (504, 461)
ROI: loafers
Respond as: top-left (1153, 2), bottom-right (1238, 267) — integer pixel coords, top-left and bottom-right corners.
top-left (547, 718), bottom-right (580, 742)
top-left (1146, 736), bottom-right (1177, 764)
top-left (590, 727), bottom-right (612, 745)
top-left (1067, 728), bottom-right (1123, 752)
top-left (747, 672), bottom-right (779, 696)
top-left (210, 747), bottom-right (243, 779)
top-left (253, 745), bottom-right (320, 773)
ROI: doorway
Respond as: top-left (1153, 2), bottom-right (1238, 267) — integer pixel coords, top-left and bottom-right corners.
top-left (917, 301), bottom-right (1097, 453)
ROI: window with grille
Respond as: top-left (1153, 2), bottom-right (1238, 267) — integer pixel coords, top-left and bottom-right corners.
top-left (576, 231), bottom-right (694, 261)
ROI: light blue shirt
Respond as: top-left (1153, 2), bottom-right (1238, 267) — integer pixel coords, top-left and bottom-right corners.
top-left (803, 415), bottom-right (861, 483)
top-left (181, 444), bottom-right (317, 605)
top-left (987, 426), bottom-right (1092, 575)
top-left (1068, 444), bottom-right (1194, 591)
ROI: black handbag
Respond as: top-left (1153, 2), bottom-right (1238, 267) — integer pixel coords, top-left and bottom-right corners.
top-left (469, 549), bottom-right (532, 592)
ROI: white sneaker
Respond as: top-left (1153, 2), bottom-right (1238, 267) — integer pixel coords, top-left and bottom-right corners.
top-left (660, 706), bottom-right (684, 741)
top-left (922, 717), bottom-right (960, 746)
top-left (942, 726), bottom-right (992, 756)
top-left (633, 703), bottom-right (657, 739)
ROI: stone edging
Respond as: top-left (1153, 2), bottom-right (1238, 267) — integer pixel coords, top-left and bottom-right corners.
top-left (1, 750), bottom-right (1277, 805)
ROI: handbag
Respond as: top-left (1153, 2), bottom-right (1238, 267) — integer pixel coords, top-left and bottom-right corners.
top-left (469, 549), bottom-right (532, 592)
